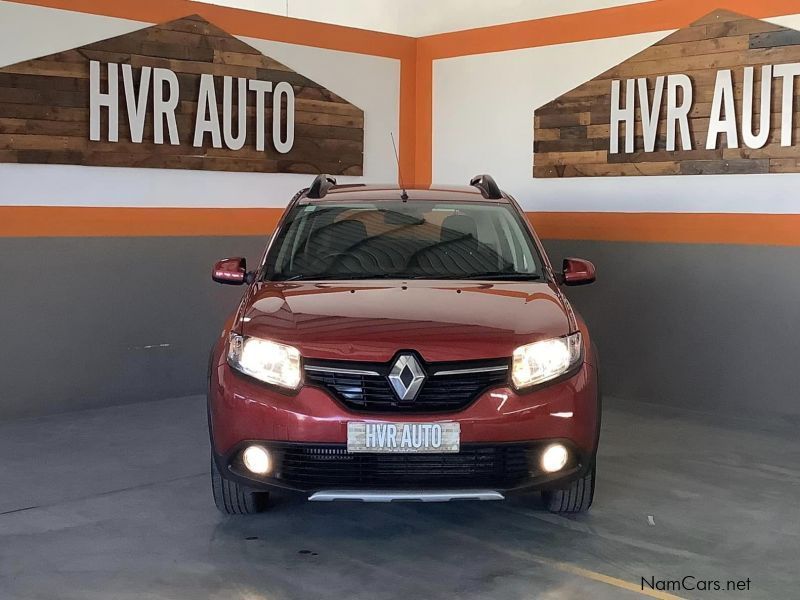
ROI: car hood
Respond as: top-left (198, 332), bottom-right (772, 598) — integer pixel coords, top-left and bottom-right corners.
top-left (240, 281), bottom-right (571, 362)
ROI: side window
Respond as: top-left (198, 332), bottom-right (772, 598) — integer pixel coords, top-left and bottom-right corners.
top-left (497, 212), bottom-right (534, 273)
top-left (283, 207), bottom-right (317, 270)
top-left (272, 206), bottom-right (331, 274)
top-left (490, 213), bottom-right (515, 267)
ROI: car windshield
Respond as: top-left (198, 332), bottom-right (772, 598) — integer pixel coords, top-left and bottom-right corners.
top-left (263, 200), bottom-right (543, 281)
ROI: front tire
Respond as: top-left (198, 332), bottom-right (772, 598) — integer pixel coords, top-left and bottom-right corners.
top-left (211, 456), bottom-right (270, 515)
top-left (542, 462), bottom-right (595, 513)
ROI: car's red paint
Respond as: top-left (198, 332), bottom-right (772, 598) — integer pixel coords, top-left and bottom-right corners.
top-left (208, 183), bottom-right (600, 497)
top-left (235, 281), bottom-right (576, 362)
top-left (563, 257), bottom-right (596, 286)
top-left (210, 361), bottom-right (598, 457)
top-left (212, 257), bottom-right (247, 285)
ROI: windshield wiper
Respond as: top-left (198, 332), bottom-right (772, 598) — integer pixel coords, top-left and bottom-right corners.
top-left (434, 272), bottom-right (542, 281)
top-left (273, 274), bottom-right (306, 281)
top-left (270, 272), bottom-right (542, 282)
top-left (271, 274), bottom-right (405, 281)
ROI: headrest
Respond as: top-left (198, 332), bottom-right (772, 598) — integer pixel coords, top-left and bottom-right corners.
top-left (441, 214), bottom-right (477, 241)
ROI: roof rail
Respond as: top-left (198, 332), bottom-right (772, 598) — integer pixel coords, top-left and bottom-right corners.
top-left (307, 174), bottom-right (337, 199)
top-left (469, 174), bottom-right (502, 200)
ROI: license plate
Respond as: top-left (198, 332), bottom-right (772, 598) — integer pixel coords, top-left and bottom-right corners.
top-left (347, 422), bottom-right (460, 453)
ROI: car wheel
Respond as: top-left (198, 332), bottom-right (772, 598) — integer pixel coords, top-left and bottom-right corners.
top-left (542, 462), bottom-right (595, 513)
top-left (211, 456), bottom-right (270, 515)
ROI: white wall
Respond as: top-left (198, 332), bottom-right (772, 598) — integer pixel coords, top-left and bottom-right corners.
top-left (432, 21), bottom-right (800, 214)
top-left (191, 0), bottom-right (651, 37)
top-left (0, 1), bottom-right (400, 208)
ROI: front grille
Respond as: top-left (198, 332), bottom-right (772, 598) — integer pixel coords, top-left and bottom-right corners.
top-left (273, 444), bottom-right (534, 490)
top-left (304, 357), bottom-right (509, 413)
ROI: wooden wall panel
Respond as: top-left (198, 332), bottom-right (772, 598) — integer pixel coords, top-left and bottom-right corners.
top-left (0, 15), bottom-right (364, 174)
top-left (533, 10), bottom-right (800, 178)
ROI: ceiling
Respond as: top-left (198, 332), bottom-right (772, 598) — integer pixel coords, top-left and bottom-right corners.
top-left (191, 0), bottom-right (653, 37)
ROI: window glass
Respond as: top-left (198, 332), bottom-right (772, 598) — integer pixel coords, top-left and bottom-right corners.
top-left (265, 200), bottom-right (542, 281)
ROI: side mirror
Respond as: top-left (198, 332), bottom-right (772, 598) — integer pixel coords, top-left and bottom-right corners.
top-left (212, 257), bottom-right (247, 285)
top-left (562, 258), bottom-right (596, 286)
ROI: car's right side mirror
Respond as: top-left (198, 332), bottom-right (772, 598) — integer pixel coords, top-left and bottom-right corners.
top-left (212, 257), bottom-right (247, 285)
top-left (562, 257), bottom-right (596, 286)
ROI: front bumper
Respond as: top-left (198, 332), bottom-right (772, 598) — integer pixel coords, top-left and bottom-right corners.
top-left (209, 359), bottom-right (600, 493)
top-left (215, 438), bottom-right (591, 494)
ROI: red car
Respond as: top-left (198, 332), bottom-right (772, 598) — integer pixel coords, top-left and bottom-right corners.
top-left (208, 174), bottom-right (599, 514)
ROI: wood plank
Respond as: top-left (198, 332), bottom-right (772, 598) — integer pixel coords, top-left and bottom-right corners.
top-left (535, 97), bottom-right (599, 116)
top-left (295, 98), bottom-right (363, 117)
top-left (627, 35), bottom-right (750, 63)
top-left (294, 86), bottom-right (349, 104)
top-left (0, 103), bottom-right (86, 122)
top-left (679, 159), bottom-right (769, 174)
top-left (533, 162), bottom-right (681, 177)
top-left (535, 138), bottom-right (607, 153)
top-left (723, 145), bottom-right (800, 160)
top-left (213, 50), bottom-right (290, 71)
top-left (536, 150), bottom-right (606, 166)
top-left (749, 30), bottom-right (800, 49)
top-left (129, 55), bottom-right (257, 78)
top-left (535, 112), bottom-right (591, 128)
top-left (0, 134), bottom-right (86, 151)
top-left (559, 126), bottom-right (587, 140)
top-left (1, 60), bottom-right (88, 79)
top-left (0, 87), bottom-right (87, 108)
top-left (257, 68), bottom-right (321, 89)
top-left (0, 117), bottom-right (86, 136)
top-left (608, 147), bottom-right (721, 164)
top-left (14, 149), bottom-right (84, 164)
top-left (534, 128), bottom-right (560, 141)
top-left (295, 123), bottom-right (364, 141)
top-left (768, 158), bottom-right (800, 172)
top-left (295, 111), bottom-right (363, 128)
top-left (0, 73), bottom-right (85, 92)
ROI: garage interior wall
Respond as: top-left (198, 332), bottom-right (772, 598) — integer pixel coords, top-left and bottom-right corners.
top-left (2, 0), bottom-right (799, 421)
top-left (0, 0), bottom-right (407, 419)
top-left (429, 3), bottom-right (800, 419)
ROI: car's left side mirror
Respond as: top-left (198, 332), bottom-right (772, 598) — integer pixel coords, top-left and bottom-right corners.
top-left (212, 257), bottom-right (247, 285)
top-left (562, 258), bottom-right (596, 286)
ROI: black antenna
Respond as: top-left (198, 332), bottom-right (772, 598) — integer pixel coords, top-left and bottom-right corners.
top-left (390, 132), bottom-right (409, 201)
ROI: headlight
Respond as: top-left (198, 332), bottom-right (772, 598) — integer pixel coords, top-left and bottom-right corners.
top-left (512, 332), bottom-right (582, 389)
top-left (227, 334), bottom-right (301, 389)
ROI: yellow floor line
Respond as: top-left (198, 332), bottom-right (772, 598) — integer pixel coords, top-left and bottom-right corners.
top-left (538, 557), bottom-right (686, 600)
top-left (397, 506), bottom-right (688, 600)
top-left (495, 545), bottom-right (687, 600)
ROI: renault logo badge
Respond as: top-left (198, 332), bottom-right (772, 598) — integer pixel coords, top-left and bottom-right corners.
top-left (388, 354), bottom-right (426, 401)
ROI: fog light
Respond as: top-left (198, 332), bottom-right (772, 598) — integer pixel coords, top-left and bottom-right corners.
top-left (541, 444), bottom-right (568, 473)
top-left (242, 445), bottom-right (271, 475)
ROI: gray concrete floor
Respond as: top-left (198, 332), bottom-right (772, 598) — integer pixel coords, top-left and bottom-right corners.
top-left (1, 397), bottom-right (798, 600)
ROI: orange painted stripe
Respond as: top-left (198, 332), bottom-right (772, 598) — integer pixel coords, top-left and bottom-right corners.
top-left (413, 40), bottom-right (433, 188)
top-left (399, 52), bottom-right (418, 186)
top-left (1, 207), bottom-right (798, 246)
top-left (527, 212), bottom-right (800, 247)
top-left (0, 207), bottom-right (283, 237)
